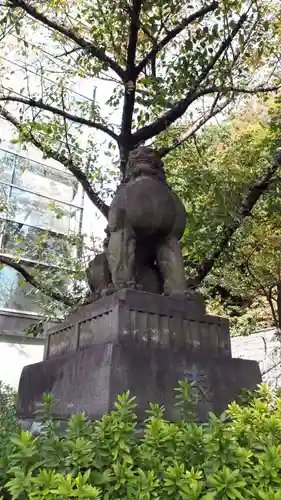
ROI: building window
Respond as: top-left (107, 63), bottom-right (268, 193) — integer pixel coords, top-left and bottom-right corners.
top-left (0, 148), bottom-right (83, 315)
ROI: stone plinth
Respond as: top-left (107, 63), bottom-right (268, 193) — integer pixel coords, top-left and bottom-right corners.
top-left (17, 289), bottom-right (261, 422)
top-left (44, 289), bottom-right (231, 360)
top-left (18, 342), bottom-right (261, 422)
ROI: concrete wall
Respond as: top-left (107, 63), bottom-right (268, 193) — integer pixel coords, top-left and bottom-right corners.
top-left (0, 337), bottom-right (44, 388)
top-left (231, 328), bottom-right (281, 388)
top-left (0, 309), bottom-right (45, 389)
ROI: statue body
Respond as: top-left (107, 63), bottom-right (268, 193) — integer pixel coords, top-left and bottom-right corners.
top-left (106, 147), bottom-right (187, 295)
top-left (85, 251), bottom-right (112, 301)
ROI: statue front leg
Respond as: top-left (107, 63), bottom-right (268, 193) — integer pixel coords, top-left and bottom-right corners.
top-left (107, 228), bottom-right (136, 289)
top-left (156, 237), bottom-right (186, 295)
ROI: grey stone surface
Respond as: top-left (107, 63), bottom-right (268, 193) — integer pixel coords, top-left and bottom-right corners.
top-left (17, 286), bottom-right (263, 423)
top-left (231, 328), bottom-right (281, 388)
top-left (17, 342), bottom-right (261, 422)
top-left (44, 289), bottom-right (231, 360)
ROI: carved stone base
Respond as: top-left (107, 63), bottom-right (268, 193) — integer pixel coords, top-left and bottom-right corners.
top-left (17, 289), bottom-right (261, 422)
top-left (17, 342), bottom-right (261, 422)
top-left (44, 288), bottom-right (231, 360)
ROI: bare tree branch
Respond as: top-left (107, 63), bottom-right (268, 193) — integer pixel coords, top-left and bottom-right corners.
top-left (244, 251), bottom-right (279, 329)
top-left (121, 0), bottom-right (142, 134)
top-left (55, 47), bottom-right (82, 58)
top-left (0, 255), bottom-right (73, 306)
top-left (0, 105), bottom-right (109, 218)
top-left (0, 95), bottom-right (120, 142)
top-left (159, 97), bottom-right (231, 157)
top-left (120, 0), bottom-right (143, 172)
top-left (268, 176), bottom-right (281, 185)
top-left (195, 12), bottom-right (247, 87)
top-left (132, 14), bottom-right (248, 145)
top-left (192, 150), bottom-right (281, 285)
top-left (123, 1), bottom-right (157, 44)
top-left (135, 1), bottom-right (219, 76)
top-left (195, 84), bottom-right (281, 98)
top-left (133, 82), bottom-right (280, 147)
top-left (8, 0), bottom-right (126, 80)
top-left (261, 360), bottom-right (281, 377)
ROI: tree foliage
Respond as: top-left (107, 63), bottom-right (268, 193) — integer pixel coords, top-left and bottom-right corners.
top-left (161, 98), bottom-right (281, 334)
top-left (0, 0), bottom-right (281, 317)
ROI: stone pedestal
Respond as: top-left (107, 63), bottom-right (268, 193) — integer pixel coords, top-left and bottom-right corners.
top-left (43, 289), bottom-right (231, 360)
top-left (17, 289), bottom-right (261, 422)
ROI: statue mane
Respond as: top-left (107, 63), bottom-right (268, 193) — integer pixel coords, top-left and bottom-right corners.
top-left (125, 146), bottom-right (167, 184)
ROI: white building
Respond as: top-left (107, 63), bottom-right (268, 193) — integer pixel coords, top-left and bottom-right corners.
top-left (0, 80), bottom-right (110, 388)
top-left (0, 141), bottom-right (85, 387)
top-left (0, 18), bottom-right (115, 388)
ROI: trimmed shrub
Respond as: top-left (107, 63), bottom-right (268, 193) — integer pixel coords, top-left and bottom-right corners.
top-left (1, 382), bottom-right (281, 499)
top-left (0, 381), bottom-right (17, 423)
top-left (0, 381), bottom-right (18, 496)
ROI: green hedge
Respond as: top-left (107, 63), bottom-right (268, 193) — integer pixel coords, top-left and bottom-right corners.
top-left (0, 381), bottom-right (17, 438)
top-left (1, 382), bottom-right (281, 499)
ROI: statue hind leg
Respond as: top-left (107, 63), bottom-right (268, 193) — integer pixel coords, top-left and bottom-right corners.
top-left (156, 236), bottom-right (186, 295)
top-left (107, 228), bottom-right (137, 289)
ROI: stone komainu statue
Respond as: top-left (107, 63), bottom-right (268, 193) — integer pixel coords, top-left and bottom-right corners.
top-left (107, 146), bottom-right (187, 295)
top-left (86, 146), bottom-right (188, 297)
